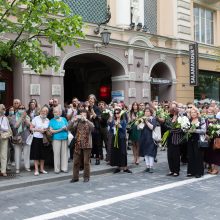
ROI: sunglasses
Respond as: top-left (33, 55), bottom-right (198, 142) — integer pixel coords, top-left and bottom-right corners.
top-left (114, 112), bottom-right (120, 115)
top-left (19, 108), bottom-right (25, 110)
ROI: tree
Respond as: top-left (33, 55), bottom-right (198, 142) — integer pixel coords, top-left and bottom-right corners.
top-left (0, 0), bottom-right (84, 73)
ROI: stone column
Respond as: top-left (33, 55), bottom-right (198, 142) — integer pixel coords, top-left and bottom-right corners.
top-left (116, 0), bottom-right (131, 28)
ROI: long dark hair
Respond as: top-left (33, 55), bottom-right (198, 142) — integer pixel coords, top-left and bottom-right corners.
top-left (130, 102), bottom-right (139, 118)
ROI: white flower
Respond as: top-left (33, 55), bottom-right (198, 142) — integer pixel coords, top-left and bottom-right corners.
top-left (178, 116), bottom-right (190, 130)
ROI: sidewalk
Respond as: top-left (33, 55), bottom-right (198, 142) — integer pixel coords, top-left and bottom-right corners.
top-left (0, 149), bottom-right (167, 192)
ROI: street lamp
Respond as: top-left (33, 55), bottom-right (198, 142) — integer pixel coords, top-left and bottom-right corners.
top-left (100, 29), bottom-right (111, 47)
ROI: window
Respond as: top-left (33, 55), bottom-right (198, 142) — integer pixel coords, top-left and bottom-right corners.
top-left (63, 0), bottom-right (107, 24)
top-left (195, 71), bottom-right (220, 101)
top-left (194, 5), bottom-right (214, 44)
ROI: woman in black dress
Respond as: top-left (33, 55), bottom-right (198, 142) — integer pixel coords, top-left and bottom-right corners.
top-left (187, 107), bottom-right (206, 178)
top-left (110, 108), bottom-right (132, 174)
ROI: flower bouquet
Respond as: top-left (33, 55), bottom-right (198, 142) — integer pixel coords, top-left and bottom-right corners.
top-left (156, 107), bottom-right (170, 120)
top-left (207, 123), bottom-right (220, 139)
top-left (161, 116), bottom-right (190, 146)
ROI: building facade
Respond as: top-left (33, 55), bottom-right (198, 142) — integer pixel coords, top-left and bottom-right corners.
top-left (1, 0), bottom-right (220, 107)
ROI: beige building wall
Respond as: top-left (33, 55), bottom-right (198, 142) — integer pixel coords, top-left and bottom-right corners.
top-left (157, 0), bottom-right (175, 37)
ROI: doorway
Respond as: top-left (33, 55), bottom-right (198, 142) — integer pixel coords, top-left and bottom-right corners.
top-left (64, 53), bottom-right (124, 104)
top-left (150, 62), bottom-right (173, 102)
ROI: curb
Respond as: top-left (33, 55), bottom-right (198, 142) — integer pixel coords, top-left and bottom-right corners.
top-left (0, 165), bottom-right (137, 192)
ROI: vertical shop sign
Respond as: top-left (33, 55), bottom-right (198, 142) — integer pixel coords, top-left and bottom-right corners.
top-left (189, 43), bottom-right (198, 86)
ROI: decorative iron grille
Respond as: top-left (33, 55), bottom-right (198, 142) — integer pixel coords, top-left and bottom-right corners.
top-left (63, 0), bottom-right (107, 24)
top-left (144, 0), bottom-right (157, 34)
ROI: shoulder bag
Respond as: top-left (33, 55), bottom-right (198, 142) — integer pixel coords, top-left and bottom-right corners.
top-left (198, 134), bottom-right (209, 148)
top-left (152, 126), bottom-right (161, 142)
top-left (0, 117), bottom-right (12, 139)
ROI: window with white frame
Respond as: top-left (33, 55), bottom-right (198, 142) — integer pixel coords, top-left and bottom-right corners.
top-left (194, 5), bottom-right (214, 44)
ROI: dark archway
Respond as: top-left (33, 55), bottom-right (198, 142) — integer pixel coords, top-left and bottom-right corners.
top-left (64, 53), bottom-right (125, 104)
top-left (150, 62), bottom-right (173, 101)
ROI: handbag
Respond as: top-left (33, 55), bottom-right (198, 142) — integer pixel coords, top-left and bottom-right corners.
top-left (198, 134), bottom-right (209, 148)
top-left (68, 131), bottom-right (74, 145)
top-left (213, 137), bottom-right (220, 150)
top-left (43, 133), bottom-right (50, 146)
top-left (12, 135), bottom-right (23, 144)
top-left (0, 117), bottom-right (12, 139)
top-left (26, 133), bottom-right (33, 146)
top-left (152, 126), bottom-right (161, 142)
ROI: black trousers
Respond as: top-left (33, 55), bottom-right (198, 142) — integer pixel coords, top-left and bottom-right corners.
top-left (187, 139), bottom-right (204, 176)
top-left (167, 143), bottom-right (180, 174)
top-left (180, 142), bottom-right (188, 163)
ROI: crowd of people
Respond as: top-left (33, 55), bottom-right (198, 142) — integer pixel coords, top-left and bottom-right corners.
top-left (0, 96), bottom-right (220, 182)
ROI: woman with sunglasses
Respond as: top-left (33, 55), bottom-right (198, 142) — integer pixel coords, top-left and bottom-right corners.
top-left (10, 105), bottom-right (31, 174)
top-left (110, 108), bottom-right (132, 174)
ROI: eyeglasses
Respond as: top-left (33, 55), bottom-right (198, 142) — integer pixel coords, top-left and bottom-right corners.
top-left (19, 108), bottom-right (25, 110)
top-left (114, 112), bottom-right (120, 115)
top-left (188, 106), bottom-right (192, 109)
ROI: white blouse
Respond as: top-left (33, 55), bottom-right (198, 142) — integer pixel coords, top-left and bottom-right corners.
top-left (32, 116), bottom-right (49, 138)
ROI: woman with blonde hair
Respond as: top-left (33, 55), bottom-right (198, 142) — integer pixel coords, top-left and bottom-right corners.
top-left (0, 104), bottom-right (11, 176)
top-left (187, 107), bottom-right (206, 178)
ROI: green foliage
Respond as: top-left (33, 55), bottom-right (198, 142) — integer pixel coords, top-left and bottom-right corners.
top-left (0, 0), bottom-right (84, 73)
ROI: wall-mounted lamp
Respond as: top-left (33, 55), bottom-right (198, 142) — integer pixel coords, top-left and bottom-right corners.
top-left (137, 61), bottom-right (141, 68)
top-left (100, 29), bottom-right (111, 47)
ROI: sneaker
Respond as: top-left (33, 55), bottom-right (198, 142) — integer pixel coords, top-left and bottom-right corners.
top-left (145, 168), bottom-right (150, 172)
top-left (83, 178), bottom-right (89, 183)
top-left (16, 170), bottom-right (20, 174)
top-left (25, 168), bottom-right (31, 172)
top-left (70, 179), bottom-right (79, 183)
top-left (149, 168), bottom-right (154, 173)
top-left (34, 171), bottom-right (39, 176)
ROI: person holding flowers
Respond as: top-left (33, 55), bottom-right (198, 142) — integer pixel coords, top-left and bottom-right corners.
top-left (110, 108), bottom-right (132, 174)
top-left (187, 107), bottom-right (206, 178)
top-left (205, 107), bottom-right (220, 175)
top-left (139, 107), bottom-right (157, 173)
top-left (165, 107), bottom-right (188, 177)
top-left (128, 102), bottom-right (142, 165)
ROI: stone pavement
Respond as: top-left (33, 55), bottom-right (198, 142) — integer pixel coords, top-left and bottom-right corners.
top-left (0, 148), bottom-right (167, 192)
top-left (0, 150), bottom-right (219, 220)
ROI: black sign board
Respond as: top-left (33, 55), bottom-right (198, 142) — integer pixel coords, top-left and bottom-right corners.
top-left (189, 43), bottom-right (198, 86)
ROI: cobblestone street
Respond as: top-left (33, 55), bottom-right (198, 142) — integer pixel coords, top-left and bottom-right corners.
top-left (0, 151), bottom-right (219, 220)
